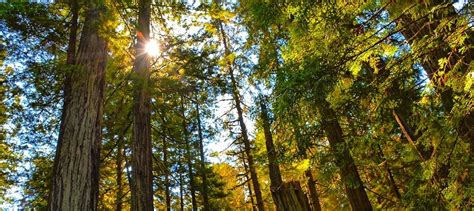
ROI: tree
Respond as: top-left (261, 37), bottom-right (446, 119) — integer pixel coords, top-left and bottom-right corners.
top-left (130, 0), bottom-right (154, 210)
top-left (49, 1), bottom-right (108, 210)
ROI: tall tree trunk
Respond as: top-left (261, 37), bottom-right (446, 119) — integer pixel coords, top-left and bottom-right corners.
top-left (49, 4), bottom-right (107, 210)
top-left (242, 156), bottom-right (257, 211)
top-left (179, 164), bottom-right (185, 211)
top-left (131, 0), bottom-right (154, 210)
top-left (116, 137), bottom-right (124, 211)
top-left (162, 132), bottom-right (171, 211)
top-left (317, 102), bottom-right (372, 210)
top-left (195, 99), bottom-right (209, 211)
top-left (305, 170), bottom-right (322, 211)
top-left (181, 98), bottom-right (197, 211)
top-left (219, 22), bottom-right (265, 211)
top-left (260, 100), bottom-right (311, 211)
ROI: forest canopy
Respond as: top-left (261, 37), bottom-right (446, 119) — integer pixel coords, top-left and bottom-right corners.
top-left (0, 0), bottom-right (473, 210)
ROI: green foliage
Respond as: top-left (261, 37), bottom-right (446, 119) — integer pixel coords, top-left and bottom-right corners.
top-left (0, 0), bottom-right (472, 209)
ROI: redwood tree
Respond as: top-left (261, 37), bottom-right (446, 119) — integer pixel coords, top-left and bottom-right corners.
top-left (130, 0), bottom-right (154, 210)
top-left (49, 2), bottom-right (108, 210)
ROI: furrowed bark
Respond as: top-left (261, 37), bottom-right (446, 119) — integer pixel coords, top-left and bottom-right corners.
top-left (131, 0), bottom-right (154, 210)
top-left (49, 4), bottom-right (107, 210)
top-left (317, 102), bottom-right (372, 210)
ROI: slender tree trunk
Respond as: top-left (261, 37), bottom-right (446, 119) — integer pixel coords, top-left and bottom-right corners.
top-left (195, 99), bottom-right (209, 210)
top-left (162, 132), bottom-right (171, 211)
top-left (242, 156), bottom-right (257, 211)
top-left (376, 144), bottom-right (402, 201)
top-left (317, 102), bottom-right (372, 210)
top-left (179, 166), bottom-right (185, 211)
top-left (219, 22), bottom-right (265, 211)
top-left (391, 110), bottom-right (428, 161)
top-left (181, 98), bottom-right (197, 211)
top-left (260, 100), bottom-right (311, 210)
top-left (116, 137), bottom-right (124, 211)
top-left (305, 170), bottom-right (322, 211)
top-left (131, 0), bottom-right (154, 210)
top-left (49, 4), bottom-right (107, 210)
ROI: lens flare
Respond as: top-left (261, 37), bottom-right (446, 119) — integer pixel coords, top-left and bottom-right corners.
top-left (145, 40), bottom-right (159, 57)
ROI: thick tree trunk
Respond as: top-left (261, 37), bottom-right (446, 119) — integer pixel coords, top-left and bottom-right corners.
top-left (49, 5), bottom-right (107, 211)
top-left (131, 0), bottom-right (154, 210)
top-left (219, 22), bottom-right (265, 211)
top-left (181, 99), bottom-right (197, 211)
top-left (305, 170), bottom-right (322, 211)
top-left (317, 102), bottom-right (372, 210)
top-left (195, 100), bottom-right (210, 210)
top-left (272, 181), bottom-right (311, 211)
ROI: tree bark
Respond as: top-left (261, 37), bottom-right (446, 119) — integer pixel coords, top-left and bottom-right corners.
top-left (261, 100), bottom-right (311, 210)
top-left (195, 99), bottom-right (210, 211)
top-left (131, 0), bottom-right (154, 210)
top-left (116, 136), bottom-right (124, 211)
top-left (219, 22), bottom-right (265, 211)
top-left (317, 102), bottom-right (372, 210)
top-left (305, 170), bottom-right (322, 211)
top-left (49, 4), bottom-right (107, 211)
top-left (162, 132), bottom-right (171, 211)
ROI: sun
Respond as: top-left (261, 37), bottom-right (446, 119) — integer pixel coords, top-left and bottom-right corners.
top-left (145, 40), bottom-right (159, 57)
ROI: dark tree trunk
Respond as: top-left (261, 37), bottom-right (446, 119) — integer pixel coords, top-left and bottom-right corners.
top-left (219, 22), bottom-right (265, 211)
top-left (260, 100), bottom-right (312, 210)
top-left (179, 167), bottom-right (185, 211)
top-left (305, 170), bottom-right (322, 211)
top-left (195, 100), bottom-right (210, 211)
top-left (181, 98), bottom-right (197, 211)
top-left (271, 181), bottom-right (311, 211)
top-left (49, 4), bottom-right (107, 211)
top-left (131, 0), bottom-right (154, 210)
top-left (116, 137), bottom-right (124, 211)
top-left (162, 132), bottom-right (171, 211)
top-left (317, 102), bottom-right (372, 210)
top-left (242, 156), bottom-right (257, 211)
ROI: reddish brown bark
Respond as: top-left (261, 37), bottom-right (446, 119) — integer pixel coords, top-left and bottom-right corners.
top-left (131, 0), bottom-right (154, 210)
top-left (49, 4), bottom-right (107, 210)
